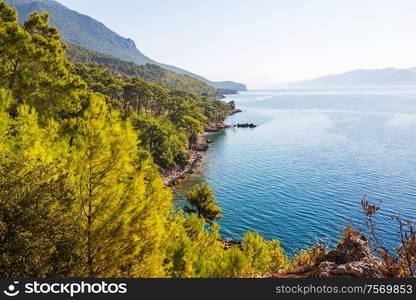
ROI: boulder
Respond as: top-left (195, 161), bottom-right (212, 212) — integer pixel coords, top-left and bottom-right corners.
top-left (308, 233), bottom-right (383, 278)
top-left (221, 239), bottom-right (243, 250)
top-left (264, 229), bottom-right (384, 278)
top-left (228, 109), bottom-right (242, 116)
top-left (205, 121), bottom-right (230, 132)
top-left (192, 136), bottom-right (210, 152)
top-left (236, 123), bottom-right (257, 128)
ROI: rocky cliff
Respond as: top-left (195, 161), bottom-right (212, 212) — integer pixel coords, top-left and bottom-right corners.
top-left (270, 230), bottom-right (384, 278)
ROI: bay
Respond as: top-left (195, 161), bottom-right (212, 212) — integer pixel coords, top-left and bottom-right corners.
top-left (174, 87), bottom-right (416, 255)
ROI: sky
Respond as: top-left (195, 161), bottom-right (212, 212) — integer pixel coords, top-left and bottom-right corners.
top-left (57, 0), bottom-right (416, 88)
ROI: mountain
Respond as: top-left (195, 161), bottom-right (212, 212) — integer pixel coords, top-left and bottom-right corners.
top-left (6, 0), bottom-right (247, 92)
top-left (66, 43), bottom-right (220, 96)
top-left (287, 67), bottom-right (416, 88)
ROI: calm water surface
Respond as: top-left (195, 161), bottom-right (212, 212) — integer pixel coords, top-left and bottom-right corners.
top-left (174, 88), bottom-right (416, 255)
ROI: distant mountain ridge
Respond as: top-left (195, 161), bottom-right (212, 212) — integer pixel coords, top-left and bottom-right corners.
top-left (66, 43), bottom-right (220, 97)
top-left (6, 0), bottom-right (247, 92)
top-left (287, 67), bottom-right (416, 88)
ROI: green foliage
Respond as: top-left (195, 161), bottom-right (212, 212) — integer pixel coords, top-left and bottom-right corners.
top-left (122, 76), bottom-right (156, 114)
top-left (7, 0), bottom-right (153, 65)
top-left (0, 3), bottom-right (86, 117)
top-left (73, 64), bottom-right (124, 109)
top-left (242, 232), bottom-right (288, 275)
top-left (0, 155), bottom-right (79, 277)
top-left (164, 213), bottom-right (288, 278)
top-left (0, 2), bottom-right (289, 279)
top-left (131, 113), bottom-right (187, 170)
top-left (163, 213), bottom-right (222, 278)
top-left (0, 89), bottom-right (14, 152)
top-left (9, 105), bottom-right (69, 163)
top-left (72, 60), bottom-right (230, 167)
top-left (186, 182), bottom-right (223, 224)
top-left (0, 102), bottom-right (78, 277)
top-left (8, 0), bottom-right (246, 92)
top-left (216, 247), bottom-right (249, 278)
top-left (290, 244), bottom-right (326, 270)
top-left (71, 95), bottom-right (171, 277)
top-left (66, 43), bottom-right (220, 96)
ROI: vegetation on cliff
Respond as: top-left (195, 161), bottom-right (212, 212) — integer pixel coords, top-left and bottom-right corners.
top-left (0, 2), bottom-right (414, 279)
top-left (6, 0), bottom-right (247, 92)
top-left (0, 2), bottom-right (286, 278)
top-left (66, 43), bottom-right (222, 97)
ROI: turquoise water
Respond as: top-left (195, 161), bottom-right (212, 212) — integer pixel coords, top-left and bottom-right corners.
top-left (174, 88), bottom-right (416, 255)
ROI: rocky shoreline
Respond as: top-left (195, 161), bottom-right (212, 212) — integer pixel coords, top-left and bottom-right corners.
top-left (162, 108), bottom-right (244, 187)
top-left (259, 229), bottom-right (383, 278)
top-left (162, 151), bottom-right (203, 187)
top-left (204, 120), bottom-right (231, 132)
top-left (228, 108), bottom-right (242, 116)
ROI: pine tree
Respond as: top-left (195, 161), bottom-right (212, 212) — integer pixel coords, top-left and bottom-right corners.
top-left (72, 94), bottom-right (171, 277)
top-left (131, 113), bottom-right (187, 169)
top-left (0, 98), bottom-right (79, 277)
top-left (0, 89), bottom-right (13, 153)
top-left (122, 77), bottom-right (154, 114)
top-left (0, 155), bottom-right (79, 277)
top-left (0, 1), bottom-right (293, 279)
top-left (241, 232), bottom-right (288, 276)
top-left (186, 182), bottom-right (223, 224)
top-left (0, 2), bottom-right (86, 117)
top-left (73, 64), bottom-right (124, 109)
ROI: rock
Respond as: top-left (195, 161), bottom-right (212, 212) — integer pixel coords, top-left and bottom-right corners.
top-left (228, 109), bottom-right (242, 116)
top-left (221, 239), bottom-right (243, 250)
top-left (192, 142), bottom-right (209, 152)
top-left (162, 151), bottom-right (202, 187)
top-left (305, 231), bottom-right (383, 278)
top-left (236, 123), bottom-right (257, 128)
top-left (264, 229), bottom-right (383, 278)
top-left (205, 121), bottom-right (230, 132)
top-left (192, 136), bottom-right (210, 152)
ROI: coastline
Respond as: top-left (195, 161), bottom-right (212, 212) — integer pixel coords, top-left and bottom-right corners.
top-left (162, 108), bottom-right (242, 187)
top-left (162, 151), bottom-right (203, 187)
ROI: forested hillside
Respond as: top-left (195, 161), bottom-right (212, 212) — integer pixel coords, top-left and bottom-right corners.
top-left (6, 0), bottom-right (158, 64)
top-left (2, 1), bottom-right (414, 279)
top-left (0, 2), bottom-right (289, 278)
top-left (5, 0), bottom-right (247, 92)
top-left (66, 43), bottom-right (220, 97)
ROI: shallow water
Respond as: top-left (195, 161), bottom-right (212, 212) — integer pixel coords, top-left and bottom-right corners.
top-left (174, 87), bottom-right (416, 255)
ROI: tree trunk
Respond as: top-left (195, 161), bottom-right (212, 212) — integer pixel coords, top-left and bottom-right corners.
top-left (87, 147), bottom-right (94, 277)
top-left (8, 60), bottom-right (19, 91)
top-left (87, 214), bottom-right (93, 277)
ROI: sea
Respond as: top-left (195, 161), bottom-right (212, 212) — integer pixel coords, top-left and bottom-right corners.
top-left (174, 87), bottom-right (416, 255)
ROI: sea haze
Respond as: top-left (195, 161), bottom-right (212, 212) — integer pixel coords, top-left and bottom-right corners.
top-left (174, 87), bottom-right (416, 255)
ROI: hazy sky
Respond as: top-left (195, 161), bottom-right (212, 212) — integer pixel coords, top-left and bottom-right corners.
top-left (57, 0), bottom-right (416, 88)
